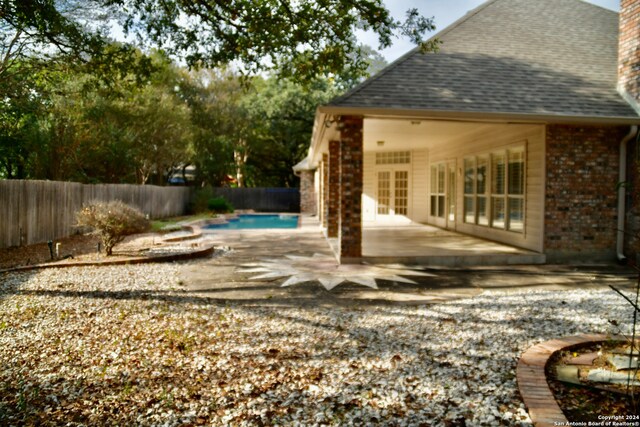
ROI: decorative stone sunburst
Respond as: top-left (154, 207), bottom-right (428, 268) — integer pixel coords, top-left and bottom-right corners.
top-left (240, 253), bottom-right (434, 290)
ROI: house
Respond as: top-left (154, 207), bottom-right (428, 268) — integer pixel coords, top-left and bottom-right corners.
top-left (295, 0), bottom-right (640, 265)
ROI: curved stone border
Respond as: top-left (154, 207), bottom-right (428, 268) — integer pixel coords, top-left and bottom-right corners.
top-left (517, 333), bottom-right (624, 426)
top-left (162, 225), bottom-right (203, 243)
top-left (0, 243), bottom-right (217, 274)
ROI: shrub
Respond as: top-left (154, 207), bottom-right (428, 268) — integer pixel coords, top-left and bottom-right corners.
top-left (188, 187), bottom-right (214, 214)
top-left (76, 200), bottom-right (150, 256)
top-left (207, 196), bottom-right (234, 213)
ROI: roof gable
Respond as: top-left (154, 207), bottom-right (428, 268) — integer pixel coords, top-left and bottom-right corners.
top-left (329, 0), bottom-right (639, 120)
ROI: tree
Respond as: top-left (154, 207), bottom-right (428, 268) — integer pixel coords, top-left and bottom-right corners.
top-left (181, 71), bottom-right (347, 188)
top-left (128, 84), bottom-right (193, 185)
top-left (180, 68), bottom-right (246, 187)
top-left (0, 1), bottom-right (153, 99)
top-left (0, 61), bottom-right (43, 179)
top-left (242, 77), bottom-right (341, 187)
top-left (0, 48), bottom-right (193, 183)
top-left (3, 0), bottom-right (437, 83)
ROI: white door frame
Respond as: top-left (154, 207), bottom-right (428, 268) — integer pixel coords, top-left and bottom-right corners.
top-left (375, 167), bottom-right (411, 223)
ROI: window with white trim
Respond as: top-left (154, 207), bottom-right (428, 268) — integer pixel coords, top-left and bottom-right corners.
top-left (463, 147), bottom-right (525, 232)
top-left (376, 151), bottom-right (411, 165)
top-left (430, 163), bottom-right (446, 218)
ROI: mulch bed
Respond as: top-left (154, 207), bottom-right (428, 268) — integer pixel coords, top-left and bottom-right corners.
top-left (0, 234), bottom-right (100, 270)
top-left (0, 233), bottom-right (187, 271)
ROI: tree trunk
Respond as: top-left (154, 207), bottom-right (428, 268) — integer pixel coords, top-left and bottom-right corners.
top-left (234, 138), bottom-right (249, 187)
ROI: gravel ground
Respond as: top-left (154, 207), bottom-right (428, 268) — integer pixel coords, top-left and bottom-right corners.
top-left (0, 262), bottom-right (634, 426)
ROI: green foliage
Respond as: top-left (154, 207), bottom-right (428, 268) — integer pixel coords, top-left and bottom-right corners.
top-left (150, 213), bottom-right (215, 232)
top-left (189, 187), bottom-right (214, 214)
top-left (2, 0), bottom-right (420, 185)
top-left (3, 1), bottom-right (435, 84)
top-left (0, 50), bottom-right (193, 183)
top-left (0, 55), bottom-right (348, 186)
top-left (76, 200), bottom-right (150, 256)
top-left (240, 76), bottom-right (342, 187)
top-left (207, 197), bottom-right (234, 214)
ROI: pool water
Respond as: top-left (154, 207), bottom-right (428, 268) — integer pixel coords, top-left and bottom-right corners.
top-left (204, 214), bottom-right (299, 230)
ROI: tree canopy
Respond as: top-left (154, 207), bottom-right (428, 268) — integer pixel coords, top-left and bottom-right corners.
top-left (2, 0), bottom-right (436, 82)
top-left (0, 0), bottom-right (436, 187)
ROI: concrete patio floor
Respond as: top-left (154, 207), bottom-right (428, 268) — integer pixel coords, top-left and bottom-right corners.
top-left (362, 223), bottom-right (546, 266)
top-left (326, 220), bottom-right (546, 267)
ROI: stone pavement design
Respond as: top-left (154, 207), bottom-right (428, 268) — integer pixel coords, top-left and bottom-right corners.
top-left (179, 222), bottom-right (636, 306)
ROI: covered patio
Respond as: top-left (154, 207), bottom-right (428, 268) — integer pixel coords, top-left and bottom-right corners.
top-left (302, 115), bottom-right (547, 266)
top-left (324, 219), bottom-right (546, 267)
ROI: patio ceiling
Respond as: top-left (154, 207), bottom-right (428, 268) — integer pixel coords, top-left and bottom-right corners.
top-left (363, 118), bottom-right (497, 152)
top-left (314, 117), bottom-right (537, 156)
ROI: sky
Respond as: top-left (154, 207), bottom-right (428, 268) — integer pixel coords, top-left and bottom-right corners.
top-left (360, 0), bottom-right (620, 63)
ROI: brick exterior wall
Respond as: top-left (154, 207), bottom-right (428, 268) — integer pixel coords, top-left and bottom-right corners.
top-left (619, 0), bottom-right (640, 107)
top-left (298, 170), bottom-right (316, 214)
top-left (321, 154), bottom-right (328, 228)
top-left (327, 140), bottom-right (340, 238)
top-left (337, 116), bottom-right (363, 260)
top-left (545, 125), bottom-right (628, 261)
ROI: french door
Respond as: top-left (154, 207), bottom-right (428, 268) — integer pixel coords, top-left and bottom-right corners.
top-left (376, 169), bottom-right (410, 220)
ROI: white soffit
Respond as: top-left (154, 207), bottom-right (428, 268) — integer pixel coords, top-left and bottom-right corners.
top-left (363, 118), bottom-right (497, 151)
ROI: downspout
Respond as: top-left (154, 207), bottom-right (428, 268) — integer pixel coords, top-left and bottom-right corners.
top-left (617, 125), bottom-right (639, 262)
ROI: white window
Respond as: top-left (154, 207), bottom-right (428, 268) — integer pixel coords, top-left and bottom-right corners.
top-left (464, 155), bottom-right (489, 226)
top-left (430, 163), bottom-right (446, 218)
top-left (376, 151), bottom-right (411, 165)
top-left (463, 147), bottom-right (525, 233)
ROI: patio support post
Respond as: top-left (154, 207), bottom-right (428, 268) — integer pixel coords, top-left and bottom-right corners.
top-left (337, 115), bottom-right (363, 261)
top-left (327, 140), bottom-right (341, 238)
top-left (298, 170), bottom-right (316, 214)
top-left (321, 153), bottom-right (329, 228)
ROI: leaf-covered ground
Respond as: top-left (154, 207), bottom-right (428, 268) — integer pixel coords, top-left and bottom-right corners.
top-left (0, 263), bottom-right (633, 426)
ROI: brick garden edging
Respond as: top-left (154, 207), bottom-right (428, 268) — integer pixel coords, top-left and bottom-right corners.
top-left (517, 333), bottom-right (624, 426)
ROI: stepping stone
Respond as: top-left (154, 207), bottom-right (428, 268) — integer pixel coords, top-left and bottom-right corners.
top-left (555, 365), bottom-right (581, 385)
top-left (587, 368), bottom-right (640, 385)
top-left (607, 354), bottom-right (640, 371)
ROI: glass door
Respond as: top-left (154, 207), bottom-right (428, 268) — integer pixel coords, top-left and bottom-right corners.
top-left (377, 169), bottom-right (410, 219)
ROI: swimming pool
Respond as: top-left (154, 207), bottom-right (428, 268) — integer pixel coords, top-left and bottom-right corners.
top-left (203, 214), bottom-right (299, 230)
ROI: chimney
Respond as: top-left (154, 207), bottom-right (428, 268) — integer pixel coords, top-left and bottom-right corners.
top-left (619, 0), bottom-right (640, 109)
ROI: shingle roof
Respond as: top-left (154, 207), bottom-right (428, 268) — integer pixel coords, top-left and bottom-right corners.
top-left (328, 0), bottom-right (639, 119)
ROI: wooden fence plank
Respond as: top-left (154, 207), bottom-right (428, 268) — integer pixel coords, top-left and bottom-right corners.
top-left (0, 180), bottom-right (192, 248)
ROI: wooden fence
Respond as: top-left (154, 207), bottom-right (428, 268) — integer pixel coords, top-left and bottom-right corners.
top-left (212, 188), bottom-right (300, 213)
top-left (0, 180), bottom-right (192, 248)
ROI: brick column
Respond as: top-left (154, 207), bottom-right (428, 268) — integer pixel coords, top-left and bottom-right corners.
top-left (321, 153), bottom-right (329, 228)
top-left (327, 141), bottom-right (340, 237)
top-left (298, 170), bottom-right (316, 214)
top-left (337, 116), bottom-right (363, 261)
